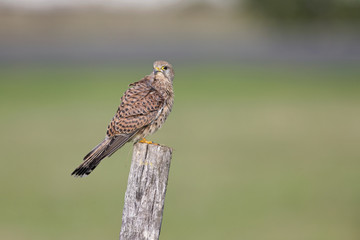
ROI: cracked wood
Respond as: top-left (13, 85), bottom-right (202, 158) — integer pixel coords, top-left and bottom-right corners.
top-left (119, 142), bottom-right (173, 240)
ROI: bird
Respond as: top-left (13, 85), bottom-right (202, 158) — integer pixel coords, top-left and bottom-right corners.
top-left (71, 60), bottom-right (174, 177)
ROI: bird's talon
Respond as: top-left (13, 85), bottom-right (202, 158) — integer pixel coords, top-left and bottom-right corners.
top-left (139, 138), bottom-right (158, 145)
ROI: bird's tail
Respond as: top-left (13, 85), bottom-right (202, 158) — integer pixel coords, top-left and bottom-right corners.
top-left (71, 138), bottom-right (112, 177)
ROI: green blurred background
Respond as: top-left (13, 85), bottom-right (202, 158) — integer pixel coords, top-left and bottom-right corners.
top-left (1, 1), bottom-right (360, 239)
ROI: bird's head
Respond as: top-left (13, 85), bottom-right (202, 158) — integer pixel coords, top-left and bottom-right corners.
top-left (153, 60), bottom-right (174, 82)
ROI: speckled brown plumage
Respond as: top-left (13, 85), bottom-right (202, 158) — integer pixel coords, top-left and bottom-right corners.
top-left (71, 60), bottom-right (174, 177)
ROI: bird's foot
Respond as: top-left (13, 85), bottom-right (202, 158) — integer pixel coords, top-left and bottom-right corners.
top-left (139, 138), bottom-right (159, 145)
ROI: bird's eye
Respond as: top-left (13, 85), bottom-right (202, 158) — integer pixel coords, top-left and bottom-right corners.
top-left (162, 66), bottom-right (168, 70)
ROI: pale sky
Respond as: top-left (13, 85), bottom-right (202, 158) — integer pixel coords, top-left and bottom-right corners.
top-left (0, 0), bottom-right (179, 9)
top-left (0, 0), bottom-right (232, 10)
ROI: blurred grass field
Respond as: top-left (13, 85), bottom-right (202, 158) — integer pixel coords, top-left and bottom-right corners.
top-left (0, 63), bottom-right (360, 240)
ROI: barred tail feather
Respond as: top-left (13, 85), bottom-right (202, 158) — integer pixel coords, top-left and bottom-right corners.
top-left (71, 138), bottom-right (111, 177)
top-left (71, 133), bottom-right (135, 177)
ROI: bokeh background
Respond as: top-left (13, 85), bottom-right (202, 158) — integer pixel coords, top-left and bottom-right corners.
top-left (1, 0), bottom-right (360, 239)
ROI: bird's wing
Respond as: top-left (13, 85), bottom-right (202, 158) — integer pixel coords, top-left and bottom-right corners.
top-left (99, 131), bottom-right (138, 158)
top-left (73, 77), bottom-right (164, 177)
top-left (106, 77), bottom-right (164, 137)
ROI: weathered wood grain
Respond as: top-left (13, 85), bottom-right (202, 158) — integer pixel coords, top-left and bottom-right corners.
top-left (119, 142), bottom-right (173, 240)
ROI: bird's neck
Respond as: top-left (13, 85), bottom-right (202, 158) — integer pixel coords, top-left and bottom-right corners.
top-left (153, 75), bottom-right (174, 100)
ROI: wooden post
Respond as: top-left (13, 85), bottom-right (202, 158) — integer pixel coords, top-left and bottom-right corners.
top-left (119, 142), bottom-right (173, 240)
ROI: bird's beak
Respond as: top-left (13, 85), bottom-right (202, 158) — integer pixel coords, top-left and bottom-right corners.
top-left (153, 67), bottom-right (161, 74)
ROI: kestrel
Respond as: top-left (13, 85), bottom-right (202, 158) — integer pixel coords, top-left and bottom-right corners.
top-left (71, 60), bottom-right (174, 177)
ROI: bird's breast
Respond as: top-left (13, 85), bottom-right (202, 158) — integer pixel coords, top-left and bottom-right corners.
top-left (151, 95), bottom-right (173, 131)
